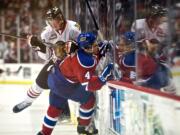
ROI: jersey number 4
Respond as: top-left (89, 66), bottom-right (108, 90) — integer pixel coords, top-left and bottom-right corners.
top-left (85, 71), bottom-right (90, 80)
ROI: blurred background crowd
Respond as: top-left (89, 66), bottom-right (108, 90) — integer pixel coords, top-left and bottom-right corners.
top-left (0, 0), bottom-right (179, 64)
top-left (0, 0), bottom-right (60, 63)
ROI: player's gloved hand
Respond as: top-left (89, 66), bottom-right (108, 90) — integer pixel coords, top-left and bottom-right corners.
top-left (27, 35), bottom-right (46, 53)
top-left (158, 54), bottom-right (168, 64)
top-left (65, 40), bottom-right (79, 54)
top-left (98, 40), bottom-right (113, 57)
top-left (99, 63), bottom-right (113, 83)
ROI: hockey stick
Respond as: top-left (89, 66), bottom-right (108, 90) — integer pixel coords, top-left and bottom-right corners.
top-left (0, 32), bottom-right (27, 40)
top-left (85, 0), bottom-right (104, 40)
top-left (0, 32), bottom-right (53, 48)
top-left (85, 0), bottom-right (121, 80)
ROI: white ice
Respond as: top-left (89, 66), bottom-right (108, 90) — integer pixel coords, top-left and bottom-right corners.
top-left (0, 84), bottom-right (77, 135)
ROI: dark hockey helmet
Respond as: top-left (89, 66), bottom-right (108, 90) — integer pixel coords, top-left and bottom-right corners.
top-left (46, 6), bottom-right (65, 20)
top-left (117, 31), bottom-right (135, 53)
top-left (77, 32), bottom-right (97, 49)
top-left (147, 5), bottom-right (168, 18)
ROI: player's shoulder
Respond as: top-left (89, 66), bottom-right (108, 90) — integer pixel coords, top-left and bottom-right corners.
top-left (122, 51), bottom-right (135, 67)
top-left (135, 19), bottom-right (146, 26)
top-left (67, 20), bottom-right (77, 26)
top-left (76, 50), bottom-right (96, 68)
top-left (41, 25), bottom-right (53, 34)
top-left (67, 20), bottom-right (81, 30)
top-left (131, 18), bottom-right (146, 31)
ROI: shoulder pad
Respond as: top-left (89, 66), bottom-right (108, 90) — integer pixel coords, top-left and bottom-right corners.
top-left (74, 23), bottom-right (81, 30)
top-left (68, 20), bottom-right (81, 30)
top-left (77, 50), bottom-right (96, 68)
top-left (123, 51), bottom-right (135, 67)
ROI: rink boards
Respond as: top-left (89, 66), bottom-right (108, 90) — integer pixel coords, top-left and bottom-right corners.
top-left (0, 64), bottom-right (43, 84)
top-left (95, 81), bottom-right (180, 135)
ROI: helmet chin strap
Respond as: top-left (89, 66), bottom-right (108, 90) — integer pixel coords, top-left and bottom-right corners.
top-left (83, 48), bottom-right (93, 54)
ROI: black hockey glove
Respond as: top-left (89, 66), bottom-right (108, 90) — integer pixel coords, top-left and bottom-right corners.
top-left (28, 35), bottom-right (46, 53)
top-left (65, 41), bottom-right (79, 54)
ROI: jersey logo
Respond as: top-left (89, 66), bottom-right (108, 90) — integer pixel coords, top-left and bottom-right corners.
top-left (80, 36), bottom-right (86, 42)
top-left (49, 33), bottom-right (57, 40)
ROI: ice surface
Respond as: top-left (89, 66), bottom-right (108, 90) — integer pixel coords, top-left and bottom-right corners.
top-left (0, 85), bottom-right (77, 135)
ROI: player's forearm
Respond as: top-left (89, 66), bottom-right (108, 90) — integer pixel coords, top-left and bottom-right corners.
top-left (86, 76), bottom-right (104, 92)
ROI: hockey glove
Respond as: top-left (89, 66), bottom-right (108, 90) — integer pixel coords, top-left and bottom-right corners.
top-left (99, 63), bottom-right (113, 83)
top-left (65, 40), bottom-right (79, 54)
top-left (98, 40), bottom-right (113, 57)
top-left (27, 35), bottom-right (46, 53)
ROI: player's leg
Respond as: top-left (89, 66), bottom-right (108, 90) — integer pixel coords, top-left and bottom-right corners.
top-left (77, 94), bottom-right (98, 135)
top-left (37, 105), bottom-right (62, 135)
top-left (13, 60), bottom-right (54, 113)
top-left (37, 92), bottom-right (66, 135)
top-left (58, 100), bottom-right (71, 122)
top-left (67, 84), bottom-right (98, 135)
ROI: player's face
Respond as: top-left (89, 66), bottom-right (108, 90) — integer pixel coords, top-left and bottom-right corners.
top-left (83, 43), bottom-right (97, 54)
top-left (49, 14), bottom-right (65, 31)
top-left (92, 42), bottom-right (99, 55)
top-left (154, 19), bottom-right (162, 28)
top-left (118, 38), bottom-right (132, 53)
top-left (150, 16), bottom-right (167, 30)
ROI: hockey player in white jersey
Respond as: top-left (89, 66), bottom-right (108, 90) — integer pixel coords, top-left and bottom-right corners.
top-left (41, 7), bottom-right (80, 45)
top-left (131, 5), bottom-right (173, 64)
top-left (131, 5), bottom-right (168, 43)
top-left (13, 6), bottom-right (81, 118)
top-left (131, 5), bottom-right (176, 94)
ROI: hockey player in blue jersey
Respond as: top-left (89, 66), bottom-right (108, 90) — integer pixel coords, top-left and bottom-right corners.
top-left (36, 32), bottom-right (113, 135)
top-left (116, 31), bottom-right (175, 93)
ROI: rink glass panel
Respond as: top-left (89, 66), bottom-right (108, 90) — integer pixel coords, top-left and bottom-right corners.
top-left (70, 0), bottom-right (180, 94)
